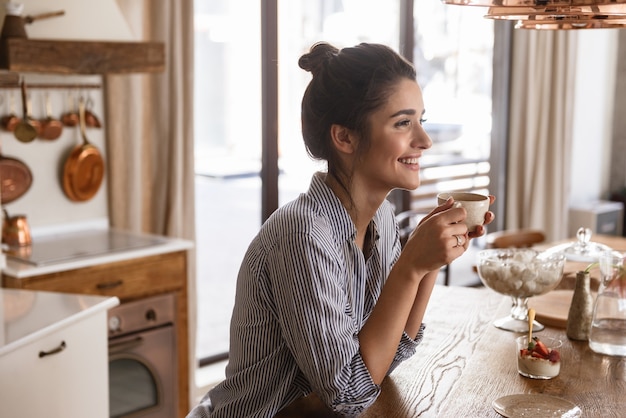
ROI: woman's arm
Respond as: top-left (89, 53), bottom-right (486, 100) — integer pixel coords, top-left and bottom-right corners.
top-left (404, 269), bottom-right (438, 339)
top-left (358, 197), bottom-right (495, 384)
top-left (357, 257), bottom-right (430, 384)
top-left (403, 197), bottom-right (496, 339)
top-left (358, 200), bottom-right (468, 384)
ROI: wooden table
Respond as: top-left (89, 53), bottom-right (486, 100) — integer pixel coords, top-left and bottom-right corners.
top-left (279, 285), bottom-right (626, 417)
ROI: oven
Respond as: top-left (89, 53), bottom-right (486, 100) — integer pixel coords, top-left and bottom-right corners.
top-left (107, 293), bottom-right (177, 418)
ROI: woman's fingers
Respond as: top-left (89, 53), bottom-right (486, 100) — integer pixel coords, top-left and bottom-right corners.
top-left (468, 195), bottom-right (496, 239)
top-left (419, 197), bottom-right (455, 226)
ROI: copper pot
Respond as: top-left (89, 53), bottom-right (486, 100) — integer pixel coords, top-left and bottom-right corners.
top-left (60, 93), bottom-right (78, 127)
top-left (84, 97), bottom-right (101, 128)
top-left (1, 92), bottom-right (21, 132)
top-left (39, 92), bottom-right (63, 140)
top-left (2, 209), bottom-right (32, 247)
top-left (0, 145), bottom-right (32, 204)
top-left (62, 97), bottom-right (105, 201)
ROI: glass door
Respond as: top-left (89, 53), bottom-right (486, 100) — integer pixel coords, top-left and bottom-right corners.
top-left (193, 0), bottom-right (494, 366)
top-left (194, 0), bottom-right (262, 361)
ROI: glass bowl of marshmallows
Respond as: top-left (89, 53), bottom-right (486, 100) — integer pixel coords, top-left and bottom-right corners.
top-left (476, 249), bottom-right (566, 332)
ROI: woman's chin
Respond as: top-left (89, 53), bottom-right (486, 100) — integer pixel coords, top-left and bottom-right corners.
top-left (399, 179), bottom-right (421, 191)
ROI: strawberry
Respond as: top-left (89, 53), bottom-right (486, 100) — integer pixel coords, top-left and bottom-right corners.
top-left (523, 336), bottom-right (560, 362)
top-left (548, 349), bottom-right (560, 363)
top-left (533, 339), bottom-right (550, 357)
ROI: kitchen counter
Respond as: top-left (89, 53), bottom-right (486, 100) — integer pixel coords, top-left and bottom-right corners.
top-left (1, 288), bottom-right (119, 356)
top-left (2, 227), bottom-right (193, 279)
top-left (1, 288), bottom-right (119, 418)
top-left (1, 227), bottom-right (194, 417)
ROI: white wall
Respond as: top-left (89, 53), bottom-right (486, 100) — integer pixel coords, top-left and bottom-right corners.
top-left (1, 0), bottom-right (133, 234)
top-left (569, 30), bottom-right (618, 208)
top-left (15, 0), bottom-right (133, 40)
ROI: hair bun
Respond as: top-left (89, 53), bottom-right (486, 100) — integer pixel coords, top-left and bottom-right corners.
top-left (298, 42), bottom-right (339, 77)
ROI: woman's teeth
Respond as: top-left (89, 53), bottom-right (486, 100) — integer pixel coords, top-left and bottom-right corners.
top-left (398, 157), bottom-right (419, 164)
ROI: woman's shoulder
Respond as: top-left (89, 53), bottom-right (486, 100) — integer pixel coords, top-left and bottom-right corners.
top-left (263, 193), bottom-right (331, 234)
top-left (258, 188), bottom-right (355, 252)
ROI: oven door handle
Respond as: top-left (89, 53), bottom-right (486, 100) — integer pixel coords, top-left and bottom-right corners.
top-left (109, 335), bottom-right (144, 352)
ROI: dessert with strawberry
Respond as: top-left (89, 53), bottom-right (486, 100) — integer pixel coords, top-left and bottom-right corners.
top-left (517, 336), bottom-right (561, 379)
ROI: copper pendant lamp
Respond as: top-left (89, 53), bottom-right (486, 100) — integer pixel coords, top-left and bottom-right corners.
top-left (441, 0), bottom-right (626, 29)
top-left (441, 1), bottom-right (626, 6)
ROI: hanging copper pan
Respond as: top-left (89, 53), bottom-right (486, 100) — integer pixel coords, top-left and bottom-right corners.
top-left (39, 92), bottom-right (63, 140)
top-left (60, 92), bottom-right (78, 127)
top-left (62, 98), bottom-right (104, 202)
top-left (84, 96), bottom-right (102, 128)
top-left (1, 92), bottom-right (21, 132)
top-left (0, 146), bottom-right (32, 204)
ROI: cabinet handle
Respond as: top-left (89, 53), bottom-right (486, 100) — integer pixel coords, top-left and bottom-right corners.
top-left (39, 340), bottom-right (66, 358)
top-left (96, 280), bottom-right (123, 290)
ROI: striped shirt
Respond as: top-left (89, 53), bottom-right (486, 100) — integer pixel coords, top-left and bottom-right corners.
top-left (188, 172), bottom-right (425, 418)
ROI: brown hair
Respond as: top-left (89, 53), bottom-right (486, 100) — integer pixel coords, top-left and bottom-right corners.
top-left (298, 42), bottom-right (417, 195)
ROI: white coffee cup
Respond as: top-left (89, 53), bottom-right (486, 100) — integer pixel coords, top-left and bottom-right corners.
top-left (437, 191), bottom-right (489, 233)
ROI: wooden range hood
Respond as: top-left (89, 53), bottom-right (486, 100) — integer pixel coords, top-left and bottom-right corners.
top-left (0, 37), bottom-right (164, 75)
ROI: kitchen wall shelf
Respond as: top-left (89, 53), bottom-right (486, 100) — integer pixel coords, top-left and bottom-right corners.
top-left (0, 69), bottom-right (18, 86)
top-left (0, 38), bottom-right (165, 74)
top-left (0, 80), bottom-right (101, 89)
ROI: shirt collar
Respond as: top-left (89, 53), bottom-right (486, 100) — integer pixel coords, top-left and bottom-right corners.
top-left (308, 172), bottom-right (382, 244)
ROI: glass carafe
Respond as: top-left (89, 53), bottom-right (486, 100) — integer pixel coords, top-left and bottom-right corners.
top-left (589, 250), bottom-right (626, 356)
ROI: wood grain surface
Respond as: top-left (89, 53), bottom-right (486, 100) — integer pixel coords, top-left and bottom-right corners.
top-left (435, 289), bottom-right (626, 418)
top-left (278, 235), bottom-right (626, 417)
top-left (279, 284), bottom-right (626, 417)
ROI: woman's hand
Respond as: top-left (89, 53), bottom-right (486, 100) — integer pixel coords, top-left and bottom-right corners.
top-left (401, 198), bottom-right (469, 273)
top-left (447, 194), bottom-right (496, 252)
top-left (468, 195), bottom-right (496, 239)
top-left (402, 195), bottom-right (496, 273)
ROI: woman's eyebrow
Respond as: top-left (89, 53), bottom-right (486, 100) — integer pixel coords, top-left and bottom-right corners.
top-left (390, 109), bottom-right (417, 118)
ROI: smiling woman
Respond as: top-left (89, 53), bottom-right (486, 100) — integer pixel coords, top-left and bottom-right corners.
top-left (188, 38), bottom-right (494, 417)
top-left (192, 0), bottom-right (495, 399)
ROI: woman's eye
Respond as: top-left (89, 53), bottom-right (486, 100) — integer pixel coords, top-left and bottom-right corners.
top-left (395, 119), bottom-right (411, 128)
top-left (419, 118), bottom-right (427, 125)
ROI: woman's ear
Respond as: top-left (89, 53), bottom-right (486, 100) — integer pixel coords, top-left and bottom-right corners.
top-left (330, 124), bottom-right (357, 154)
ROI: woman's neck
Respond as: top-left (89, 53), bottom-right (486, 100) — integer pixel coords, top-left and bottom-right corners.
top-left (324, 172), bottom-right (385, 249)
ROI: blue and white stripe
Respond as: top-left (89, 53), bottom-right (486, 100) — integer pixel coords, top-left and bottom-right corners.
top-left (188, 172), bottom-right (425, 418)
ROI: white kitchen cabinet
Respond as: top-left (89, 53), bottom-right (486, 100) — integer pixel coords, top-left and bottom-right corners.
top-left (2, 229), bottom-right (193, 417)
top-left (0, 289), bottom-right (119, 418)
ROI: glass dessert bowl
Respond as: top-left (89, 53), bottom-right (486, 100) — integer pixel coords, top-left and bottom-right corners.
top-left (477, 249), bottom-right (566, 332)
top-left (516, 335), bottom-right (562, 379)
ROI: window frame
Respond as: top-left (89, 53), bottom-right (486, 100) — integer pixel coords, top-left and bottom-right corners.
top-left (195, 0), bottom-right (511, 369)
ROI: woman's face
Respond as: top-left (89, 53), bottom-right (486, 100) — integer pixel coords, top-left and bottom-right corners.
top-left (355, 78), bottom-right (432, 195)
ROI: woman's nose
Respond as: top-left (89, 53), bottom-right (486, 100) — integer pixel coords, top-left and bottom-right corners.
top-left (414, 126), bottom-right (433, 150)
